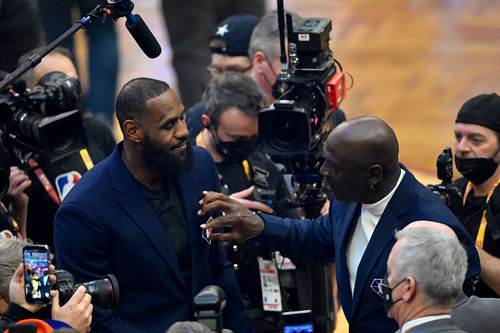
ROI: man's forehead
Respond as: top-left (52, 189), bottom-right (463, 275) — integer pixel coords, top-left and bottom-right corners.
top-left (455, 122), bottom-right (496, 136)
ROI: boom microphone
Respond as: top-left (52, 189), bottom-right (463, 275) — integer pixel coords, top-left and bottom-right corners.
top-left (125, 14), bottom-right (162, 58)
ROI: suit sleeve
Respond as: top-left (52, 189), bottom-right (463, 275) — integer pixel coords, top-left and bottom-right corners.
top-left (54, 203), bottom-right (143, 333)
top-left (257, 212), bottom-right (336, 264)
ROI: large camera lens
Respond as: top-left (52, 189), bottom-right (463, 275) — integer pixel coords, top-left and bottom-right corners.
top-left (54, 270), bottom-right (120, 309)
top-left (76, 274), bottom-right (120, 309)
top-left (259, 103), bottom-right (310, 155)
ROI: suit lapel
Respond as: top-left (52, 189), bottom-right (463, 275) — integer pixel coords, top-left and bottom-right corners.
top-left (350, 170), bottom-right (413, 315)
top-left (176, 170), bottom-right (209, 297)
top-left (109, 145), bottom-right (187, 290)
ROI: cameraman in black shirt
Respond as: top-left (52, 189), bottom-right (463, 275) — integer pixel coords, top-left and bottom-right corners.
top-left (196, 72), bottom-right (301, 332)
top-left (17, 47), bottom-right (116, 253)
top-left (453, 93), bottom-right (500, 298)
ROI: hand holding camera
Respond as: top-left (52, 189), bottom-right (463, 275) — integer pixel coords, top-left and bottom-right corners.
top-left (51, 286), bottom-right (93, 333)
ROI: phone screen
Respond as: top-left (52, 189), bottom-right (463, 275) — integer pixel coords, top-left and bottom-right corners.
top-left (23, 245), bottom-right (51, 304)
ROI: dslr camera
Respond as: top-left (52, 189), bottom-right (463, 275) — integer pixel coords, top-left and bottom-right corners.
top-left (53, 269), bottom-right (120, 309)
top-left (427, 147), bottom-right (463, 217)
top-left (0, 72), bottom-right (87, 166)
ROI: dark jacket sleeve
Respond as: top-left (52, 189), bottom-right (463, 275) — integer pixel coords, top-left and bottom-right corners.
top-left (0, 303), bottom-right (36, 331)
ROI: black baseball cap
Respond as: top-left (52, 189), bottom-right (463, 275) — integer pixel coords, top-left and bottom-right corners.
top-left (209, 14), bottom-right (259, 57)
top-left (456, 93), bottom-right (500, 132)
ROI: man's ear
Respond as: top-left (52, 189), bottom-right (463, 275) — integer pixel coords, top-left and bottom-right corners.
top-left (368, 163), bottom-right (383, 188)
top-left (123, 119), bottom-right (142, 143)
top-left (403, 277), bottom-right (417, 303)
top-left (201, 114), bottom-right (211, 128)
top-left (253, 51), bottom-right (267, 74)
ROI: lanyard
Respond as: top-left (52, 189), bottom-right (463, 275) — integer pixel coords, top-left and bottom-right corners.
top-left (28, 148), bottom-right (94, 207)
top-left (195, 132), bottom-right (251, 181)
top-left (0, 201), bottom-right (23, 239)
top-left (462, 178), bottom-right (500, 248)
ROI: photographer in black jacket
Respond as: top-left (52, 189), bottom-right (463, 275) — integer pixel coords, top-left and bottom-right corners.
top-left (453, 93), bottom-right (500, 298)
top-left (0, 238), bottom-right (92, 332)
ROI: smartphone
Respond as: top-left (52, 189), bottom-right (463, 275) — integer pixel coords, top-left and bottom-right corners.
top-left (23, 245), bottom-right (51, 304)
top-left (283, 310), bottom-right (314, 333)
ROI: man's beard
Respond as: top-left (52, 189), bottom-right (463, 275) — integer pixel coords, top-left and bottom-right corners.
top-left (141, 134), bottom-right (194, 177)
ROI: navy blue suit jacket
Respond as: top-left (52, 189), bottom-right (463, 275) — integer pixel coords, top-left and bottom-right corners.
top-left (54, 143), bottom-right (253, 333)
top-left (259, 168), bottom-right (480, 333)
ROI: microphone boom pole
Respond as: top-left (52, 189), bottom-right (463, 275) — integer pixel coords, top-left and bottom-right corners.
top-left (0, 0), bottom-right (161, 91)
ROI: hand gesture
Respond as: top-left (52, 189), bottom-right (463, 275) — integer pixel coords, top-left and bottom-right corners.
top-left (198, 191), bottom-right (265, 242)
top-left (229, 186), bottom-right (273, 214)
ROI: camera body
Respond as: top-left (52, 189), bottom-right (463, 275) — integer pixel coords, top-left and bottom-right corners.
top-left (427, 147), bottom-right (463, 217)
top-left (193, 285), bottom-right (227, 333)
top-left (258, 17), bottom-right (344, 175)
top-left (53, 269), bottom-right (120, 309)
top-left (0, 72), bottom-right (87, 165)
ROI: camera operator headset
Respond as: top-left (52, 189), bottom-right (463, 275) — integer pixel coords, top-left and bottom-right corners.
top-left (15, 47), bottom-right (116, 255)
top-left (452, 93), bottom-right (500, 298)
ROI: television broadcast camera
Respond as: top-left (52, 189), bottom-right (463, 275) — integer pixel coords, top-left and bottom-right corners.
top-left (0, 72), bottom-right (87, 167)
top-left (427, 147), bottom-right (463, 217)
top-left (258, 5), bottom-right (346, 217)
top-left (255, 2), bottom-right (346, 332)
top-left (53, 269), bottom-right (120, 309)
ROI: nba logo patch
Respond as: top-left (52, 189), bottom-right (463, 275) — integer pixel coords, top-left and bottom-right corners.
top-left (371, 278), bottom-right (384, 298)
top-left (1, 229), bottom-right (14, 239)
top-left (55, 171), bottom-right (82, 202)
top-left (202, 217), bottom-right (214, 245)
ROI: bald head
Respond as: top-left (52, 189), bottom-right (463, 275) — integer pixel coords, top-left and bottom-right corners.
top-left (320, 116), bottom-right (401, 203)
top-left (327, 116), bottom-right (399, 169)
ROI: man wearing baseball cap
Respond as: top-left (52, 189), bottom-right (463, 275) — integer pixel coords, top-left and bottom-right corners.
top-left (186, 14), bottom-right (259, 142)
top-left (453, 93), bottom-right (500, 298)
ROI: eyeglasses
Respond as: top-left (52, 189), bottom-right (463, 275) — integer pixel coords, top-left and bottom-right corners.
top-left (206, 63), bottom-right (253, 76)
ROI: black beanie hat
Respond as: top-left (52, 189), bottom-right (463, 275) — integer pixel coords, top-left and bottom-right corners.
top-left (456, 93), bottom-right (500, 132)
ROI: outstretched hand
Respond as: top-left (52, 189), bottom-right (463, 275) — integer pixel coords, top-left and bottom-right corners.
top-left (198, 191), bottom-right (265, 242)
top-left (229, 186), bottom-right (274, 214)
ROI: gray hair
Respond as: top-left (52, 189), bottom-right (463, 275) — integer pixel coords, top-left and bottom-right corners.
top-left (0, 238), bottom-right (31, 302)
top-left (166, 321), bottom-right (212, 333)
top-left (248, 11), bottom-right (302, 62)
top-left (202, 72), bottom-right (267, 128)
top-left (393, 226), bottom-right (467, 307)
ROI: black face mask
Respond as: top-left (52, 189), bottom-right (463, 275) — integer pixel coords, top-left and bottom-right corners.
top-left (455, 150), bottom-right (500, 185)
top-left (380, 275), bottom-right (405, 318)
top-left (211, 130), bottom-right (258, 163)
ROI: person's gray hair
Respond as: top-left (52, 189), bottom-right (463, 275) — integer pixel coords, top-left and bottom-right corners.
top-left (248, 11), bottom-right (302, 62)
top-left (166, 321), bottom-right (212, 333)
top-left (393, 226), bottom-right (467, 307)
top-left (202, 72), bottom-right (267, 128)
top-left (0, 238), bottom-right (31, 302)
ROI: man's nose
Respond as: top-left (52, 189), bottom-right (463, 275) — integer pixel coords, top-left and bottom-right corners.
top-left (454, 138), bottom-right (470, 156)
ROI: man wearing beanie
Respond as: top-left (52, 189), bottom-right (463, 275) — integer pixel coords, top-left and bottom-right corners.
top-left (453, 92), bottom-right (500, 298)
